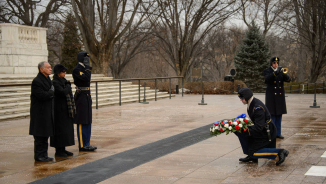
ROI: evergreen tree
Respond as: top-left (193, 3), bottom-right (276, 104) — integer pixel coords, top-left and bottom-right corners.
top-left (234, 22), bottom-right (270, 92)
top-left (61, 12), bottom-right (82, 73)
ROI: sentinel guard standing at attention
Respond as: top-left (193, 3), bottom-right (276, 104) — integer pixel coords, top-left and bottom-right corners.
top-left (72, 51), bottom-right (97, 151)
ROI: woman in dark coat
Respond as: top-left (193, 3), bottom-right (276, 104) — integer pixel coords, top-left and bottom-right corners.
top-left (263, 57), bottom-right (290, 139)
top-left (50, 64), bottom-right (76, 157)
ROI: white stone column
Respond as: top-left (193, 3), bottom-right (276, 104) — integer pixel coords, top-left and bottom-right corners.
top-left (0, 23), bottom-right (48, 74)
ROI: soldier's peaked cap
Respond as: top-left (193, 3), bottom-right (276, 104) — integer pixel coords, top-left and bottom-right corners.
top-left (238, 87), bottom-right (253, 102)
top-left (270, 57), bottom-right (280, 66)
top-left (77, 51), bottom-right (89, 63)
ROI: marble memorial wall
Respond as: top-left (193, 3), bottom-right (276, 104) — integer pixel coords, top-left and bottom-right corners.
top-left (0, 23), bottom-right (48, 74)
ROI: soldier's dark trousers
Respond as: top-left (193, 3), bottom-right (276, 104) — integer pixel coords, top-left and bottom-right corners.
top-left (34, 136), bottom-right (49, 159)
top-left (234, 132), bottom-right (280, 160)
top-left (271, 115), bottom-right (282, 136)
top-left (77, 124), bottom-right (91, 148)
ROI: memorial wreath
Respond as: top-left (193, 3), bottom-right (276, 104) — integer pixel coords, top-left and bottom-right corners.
top-left (210, 114), bottom-right (253, 136)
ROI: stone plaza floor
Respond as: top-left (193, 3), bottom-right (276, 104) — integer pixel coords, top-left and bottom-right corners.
top-left (0, 93), bottom-right (326, 184)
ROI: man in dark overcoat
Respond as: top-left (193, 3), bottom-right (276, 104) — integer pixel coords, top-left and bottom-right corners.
top-left (263, 57), bottom-right (291, 139)
top-left (72, 51), bottom-right (97, 151)
top-left (50, 64), bottom-right (75, 157)
top-left (29, 61), bottom-right (54, 162)
top-left (235, 87), bottom-right (289, 166)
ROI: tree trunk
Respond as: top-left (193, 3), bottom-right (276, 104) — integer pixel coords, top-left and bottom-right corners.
top-left (92, 50), bottom-right (112, 77)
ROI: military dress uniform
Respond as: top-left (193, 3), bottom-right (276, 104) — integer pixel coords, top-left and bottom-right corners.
top-left (72, 52), bottom-right (96, 151)
top-left (235, 87), bottom-right (289, 165)
top-left (263, 57), bottom-right (290, 137)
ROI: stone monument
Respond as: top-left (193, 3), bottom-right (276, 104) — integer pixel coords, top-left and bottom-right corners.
top-left (0, 23), bottom-right (48, 74)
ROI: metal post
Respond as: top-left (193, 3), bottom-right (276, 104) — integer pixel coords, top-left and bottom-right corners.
top-left (198, 64), bottom-right (207, 105)
top-left (138, 80), bottom-right (141, 103)
top-left (290, 85), bottom-right (292, 94)
top-left (307, 83), bottom-right (308, 94)
top-left (119, 81), bottom-right (121, 106)
top-left (298, 84), bottom-right (300, 94)
top-left (155, 79), bottom-right (157, 101)
top-left (96, 82), bottom-right (98, 109)
top-left (238, 84), bottom-right (240, 92)
top-left (141, 82), bottom-right (149, 104)
top-left (310, 83), bottom-right (320, 108)
top-left (323, 81), bottom-right (325, 94)
top-left (169, 78), bottom-right (171, 99)
top-left (182, 78), bottom-right (184, 97)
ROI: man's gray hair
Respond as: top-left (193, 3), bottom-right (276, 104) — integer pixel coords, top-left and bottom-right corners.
top-left (38, 61), bottom-right (48, 72)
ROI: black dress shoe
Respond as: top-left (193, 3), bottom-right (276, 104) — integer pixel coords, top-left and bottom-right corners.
top-left (64, 150), bottom-right (74, 156)
top-left (239, 156), bottom-right (258, 163)
top-left (55, 152), bottom-right (68, 157)
top-left (45, 156), bottom-right (54, 161)
top-left (35, 157), bottom-right (53, 162)
top-left (79, 145), bottom-right (95, 151)
top-left (89, 145), bottom-right (97, 150)
top-left (276, 135), bottom-right (284, 139)
top-left (276, 149), bottom-right (289, 166)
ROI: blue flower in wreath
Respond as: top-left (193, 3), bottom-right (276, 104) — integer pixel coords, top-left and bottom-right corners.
top-left (214, 122), bottom-right (220, 126)
top-left (237, 114), bottom-right (246, 119)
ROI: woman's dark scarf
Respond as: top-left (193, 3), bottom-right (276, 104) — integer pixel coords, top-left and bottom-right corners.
top-left (54, 75), bottom-right (76, 118)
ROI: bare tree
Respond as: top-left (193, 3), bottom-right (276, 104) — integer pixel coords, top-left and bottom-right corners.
top-left (148, 0), bottom-right (238, 84)
top-left (71, 0), bottom-right (154, 76)
top-left (0, 0), bottom-right (68, 27)
top-left (290, 0), bottom-right (326, 83)
top-left (239, 0), bottom-right (292, 36)
top-left (202, 25), bottom-right (245, 82)
top-left (110, 22), bottom-right (154, 78)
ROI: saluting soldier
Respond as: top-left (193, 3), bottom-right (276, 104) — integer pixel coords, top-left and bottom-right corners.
top-left (263, 57), bottom-right (291, 139)
top-left (72, 51), bottom-right (97, 151)
top-left (235, 87), bottom-right (289, 166)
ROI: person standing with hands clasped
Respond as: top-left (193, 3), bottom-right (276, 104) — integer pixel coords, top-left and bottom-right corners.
top-left (50, 64), bottom-right (76, 157)
top-left (263, 57), bottom-right (291, 139)
top-left (235, 87), bottom-right (289, 166)
top-left (29, 61), bottom-right (54, 162)
top-left (72, 51), bottom-right (97, 151)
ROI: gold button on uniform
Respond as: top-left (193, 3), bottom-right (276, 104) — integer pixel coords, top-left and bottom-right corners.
top-left (274, 81), bottom-right (276, 83)
top-left (280, 93), bottom-right (282, 95)
top-left (275, 87), bottom-right (276, 89)
top-left (275, 93), bottom-right (277, 95)
top-left (279, 81), bottom-right (281, 83)
top-left (279, 87), bottom-right (281, 88)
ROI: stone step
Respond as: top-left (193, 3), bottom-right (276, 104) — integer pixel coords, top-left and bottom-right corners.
top-left (0, 92), bottom-right (173, 116)
top-left (0, 112), bottom-right (30, 121)
top-left (0, 76), bottom-right (112, 84)
top-left (0, 97), bottom-right (30, 103)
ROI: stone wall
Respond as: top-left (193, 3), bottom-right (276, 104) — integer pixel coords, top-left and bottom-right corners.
top-left (0, 23), bottom-right (48, 74)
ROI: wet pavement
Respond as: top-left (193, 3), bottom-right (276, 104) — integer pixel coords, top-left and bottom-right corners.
top-left (0, 94), bottom-right (326, 184)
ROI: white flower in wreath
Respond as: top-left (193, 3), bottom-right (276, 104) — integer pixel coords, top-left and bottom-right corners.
top-left (239, 124), bottom-right (243, 128)
top-left (224, 124), bottom-right (229, 128)
top-left (228, 126), bottom-right (232, 130)
top-left (238, 118), bottom-right (244, 123)
top-left (232, 121), bottom-right (238, 126)
top-left (245, 117), bottom-right (250, 121)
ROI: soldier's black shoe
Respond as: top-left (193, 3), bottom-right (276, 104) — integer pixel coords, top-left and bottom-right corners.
top-left (64, 150), bottom-right (74, 156)
top-left (239, 156), bottom-right (258, 163)
top-left (79, 145), bottom-right (96, 151)
top-left (276, 135), bottom-right (284, 139)
top-left (89, 145), bottom-right (97, 150)
top-left (276, 149), bottom-right (289, 166)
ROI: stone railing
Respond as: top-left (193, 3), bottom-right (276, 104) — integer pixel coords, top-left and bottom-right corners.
top-left (0, 23), bottom-right (48, 74)
top-left (18, 27), bottom-right (38, 43)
